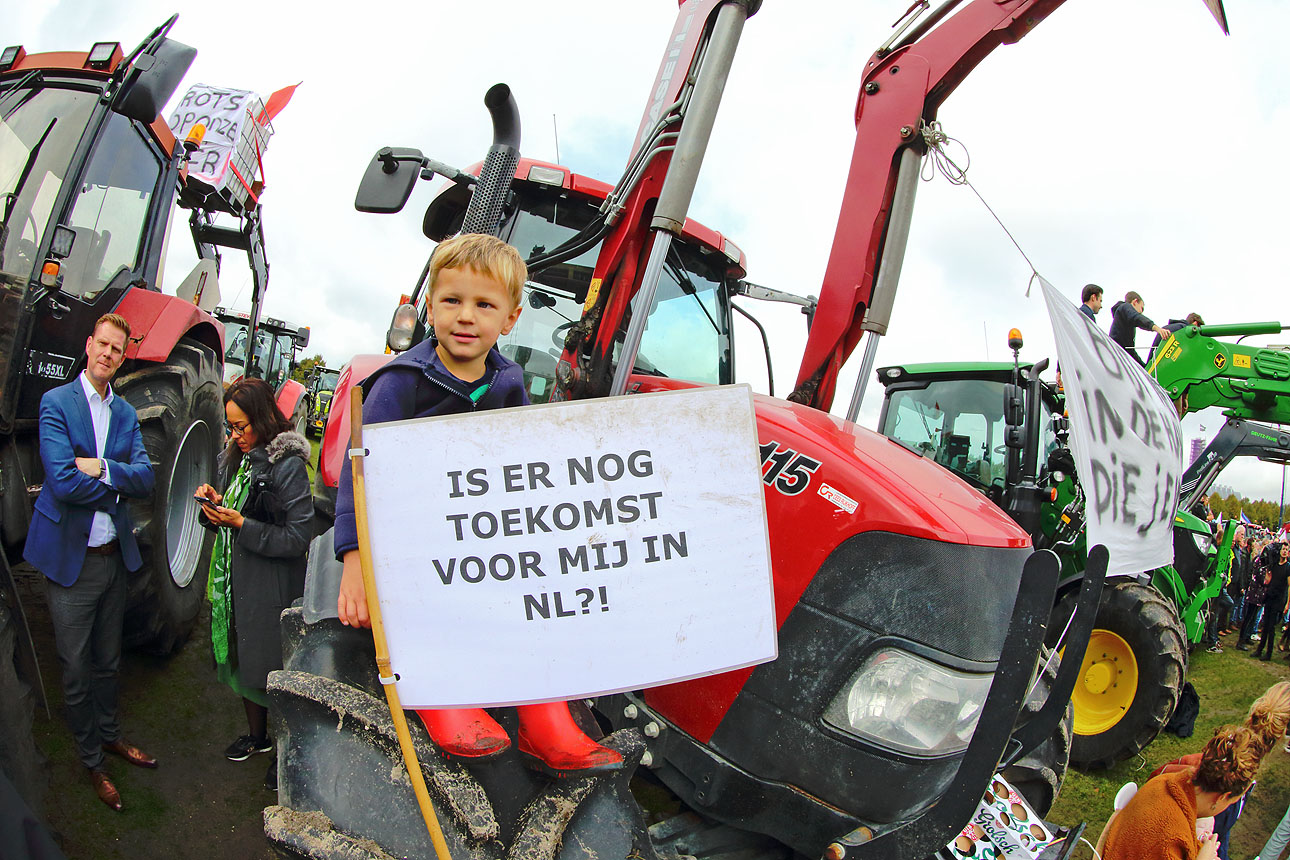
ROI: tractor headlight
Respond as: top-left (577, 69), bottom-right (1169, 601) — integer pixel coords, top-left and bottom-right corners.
top-left (386, 303), bottom-right (418, 353)
top-left (822, 648), bottom-right (993, 757)
top-left (1192, 530), bottom-right (1213, 555)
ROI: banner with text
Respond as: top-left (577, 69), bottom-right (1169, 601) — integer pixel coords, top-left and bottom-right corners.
top-left (1041, 277), bottom-right (1183, 575)
top-left (167, 84), bottom-right (265, 193)
top-left (361, 384), bottom-right (777, 708)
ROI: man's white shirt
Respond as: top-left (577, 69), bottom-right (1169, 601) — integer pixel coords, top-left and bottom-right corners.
top-left (78, 371), bottom-right (116, 548)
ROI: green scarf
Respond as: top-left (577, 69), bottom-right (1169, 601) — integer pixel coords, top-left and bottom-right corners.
top-left (208, 456), bottom-right (252, 665)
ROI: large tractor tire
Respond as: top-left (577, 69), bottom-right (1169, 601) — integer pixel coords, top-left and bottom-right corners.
top-left (1049, 581), bottom-right (1187, 771)
top-left (115, 338), bottom-right (223, 655)
top-left (268, 603), bottom-right (659, 860)
top-left (0, 598), bottom-right (45, 815)
top-left (1002, 646), bottom-right (1072, 818)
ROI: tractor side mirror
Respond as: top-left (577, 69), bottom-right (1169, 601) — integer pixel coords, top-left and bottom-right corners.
top-left (112, 37), bottom-right (197, 124)
top-left (355, 147), bottom-right (426, 214)
top-left (1003, 383), bottom-right (1025, 450)
top-left (295, 326), bottom-right (311, 350)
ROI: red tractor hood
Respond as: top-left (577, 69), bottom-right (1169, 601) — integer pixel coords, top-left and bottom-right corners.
top-left (751, 392), bottom-right (1029, 549)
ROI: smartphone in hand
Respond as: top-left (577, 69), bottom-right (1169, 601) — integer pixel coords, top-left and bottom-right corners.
top-left (194, 494), bottom-right (219, 511)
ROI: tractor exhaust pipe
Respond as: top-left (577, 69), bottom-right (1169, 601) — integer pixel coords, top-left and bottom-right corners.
top-left (461, 83), bottom-right (521, 236)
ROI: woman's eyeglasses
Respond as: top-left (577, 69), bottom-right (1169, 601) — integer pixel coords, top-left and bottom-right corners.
top-left (226, 420), bottom-right (250, 437)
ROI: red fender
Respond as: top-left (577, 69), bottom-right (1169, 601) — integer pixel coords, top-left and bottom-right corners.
top-left (318, 354), bottom-right (396, 489)
top-left (113, 289), bottom-right (224, 362)
top-left (276, 378), bottom-right (308, 424)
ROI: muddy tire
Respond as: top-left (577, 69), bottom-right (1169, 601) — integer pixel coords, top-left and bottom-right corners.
top-left (1050, 581), bottom-right (1188, 771)
top-left (1001, 646), bottom-right (1071, 818)
top-left (0, 598), bottom-right (45, 814)
top-left (115, 338), bottom-right (222, 655)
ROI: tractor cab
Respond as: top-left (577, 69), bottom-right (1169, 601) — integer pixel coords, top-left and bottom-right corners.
top-left (383, 162), bottom-right (745, 404)
top-left (0, 37), bottom-right (200, 424)
top-left (216, 306), bottom-right (309, 389)
top-left (876, 363), bottom-right (1065, 506)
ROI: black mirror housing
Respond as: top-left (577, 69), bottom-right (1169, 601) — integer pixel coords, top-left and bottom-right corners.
top-left (355, 147), bottom-right (425, 214)
top-left (112, 37), bottom-right (197, 125)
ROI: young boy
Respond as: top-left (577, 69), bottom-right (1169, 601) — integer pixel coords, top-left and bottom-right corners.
top-left (332, 233), bottom-right (621, 777)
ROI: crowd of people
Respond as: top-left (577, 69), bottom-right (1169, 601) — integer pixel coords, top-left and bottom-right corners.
top-left (1201, 525), bottom-right (1290, 661)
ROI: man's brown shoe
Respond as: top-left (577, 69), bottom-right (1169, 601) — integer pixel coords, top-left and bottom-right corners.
top-left (91, 769), bottom-right (122, 811)
top-left (104, 739), bottom-right (158, 769)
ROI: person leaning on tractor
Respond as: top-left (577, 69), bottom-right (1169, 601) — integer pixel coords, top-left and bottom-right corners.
top-left (1079, 283), bottom-right (1103, 322)
top-left (1108, 290), bottom-right (1171, 366)
top-left (195, 377), bottom-right (313, 792)
top-left (332, 233), bottom-right (624, 778)
top-left (23, 313), bottom-right (158, 812)
top-left (1100, 725), bottom-right (1259, 860)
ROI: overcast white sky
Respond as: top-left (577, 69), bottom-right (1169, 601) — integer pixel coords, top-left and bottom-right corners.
top-left (10, 0), bottom-right (1289, 504)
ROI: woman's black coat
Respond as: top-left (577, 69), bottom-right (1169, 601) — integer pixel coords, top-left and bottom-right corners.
top-left (212, 431), bottom-right (313, 688)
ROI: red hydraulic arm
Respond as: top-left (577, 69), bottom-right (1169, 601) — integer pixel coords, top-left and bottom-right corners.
top-left (792, 0), bottom-right (1070, 413)
top-left (560, 0), bottom-right (1225, 412)
top-left (794, 0), bottom-right (1225, 413)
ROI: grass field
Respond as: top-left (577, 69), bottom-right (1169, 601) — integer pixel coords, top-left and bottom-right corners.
top-left (1049, 632), bottom-right (1290, 859)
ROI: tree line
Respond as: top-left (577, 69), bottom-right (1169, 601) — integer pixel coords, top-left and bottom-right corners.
top-left (1207, 491), bottom-right (1289, 529)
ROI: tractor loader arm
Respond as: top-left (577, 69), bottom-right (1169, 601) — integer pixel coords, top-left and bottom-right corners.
top-left (1180, 417), bottom-right (1290, 510)
top-left (1148, 321), bottom-right (1290, 422)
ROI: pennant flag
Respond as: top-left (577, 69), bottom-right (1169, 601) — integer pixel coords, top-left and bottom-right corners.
top-left (1202, 0), bottom-right (1229, 35)
top-left (258, 83), bottom-right (301, 124)
top-left (1241, 510), bottom-right (1252, 524)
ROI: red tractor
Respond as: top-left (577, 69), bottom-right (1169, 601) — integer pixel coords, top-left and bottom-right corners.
top-left (0, 17), bottom-right (285, 811)
top-left (274, 1), bottom-right (1220, 857)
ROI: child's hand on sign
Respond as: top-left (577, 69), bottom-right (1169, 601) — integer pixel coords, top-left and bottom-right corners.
top-left (338, 550), bottom-right (371, 628)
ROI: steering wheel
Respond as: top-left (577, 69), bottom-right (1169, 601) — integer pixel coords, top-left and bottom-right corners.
top-left (1, 193), bottom-right (41, 269)
top-left (551, 320), bottom-right (577, 349)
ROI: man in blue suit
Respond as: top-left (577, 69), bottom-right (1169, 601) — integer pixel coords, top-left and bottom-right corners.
top-left (24, 313), bottom-right (157, 811)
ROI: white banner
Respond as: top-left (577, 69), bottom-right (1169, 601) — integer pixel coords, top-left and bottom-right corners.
top-left (167, 84), bottom-right (263, 192)
top-left (1041, 278), bottom-right (1183, 575)
top-left (361, 385), bottom-right (777, 708)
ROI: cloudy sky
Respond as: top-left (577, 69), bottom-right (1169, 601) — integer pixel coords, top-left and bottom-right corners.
top-left (11, 0), bottom-right (1289, 503)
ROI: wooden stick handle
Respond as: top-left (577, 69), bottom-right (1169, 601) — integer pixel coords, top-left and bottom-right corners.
top-left (349, 387), bottom-right (454, 860)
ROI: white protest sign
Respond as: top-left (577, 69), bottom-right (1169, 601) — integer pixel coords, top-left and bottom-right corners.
top-left (167, 84), bottom-right (264, 192)
top-left (1040, 277), bottom-right (1183, 575)
top-left (361, 384), bottom-right (777, 708)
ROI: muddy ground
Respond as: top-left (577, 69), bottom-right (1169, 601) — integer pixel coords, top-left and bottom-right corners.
top-left (16, 549), bottom-right (1290, 860)
top-left (16, 563), bottom-right (276, 860)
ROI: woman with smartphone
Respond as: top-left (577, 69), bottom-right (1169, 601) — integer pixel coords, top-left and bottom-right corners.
top-left (196, 378), bottom-right (312, 791)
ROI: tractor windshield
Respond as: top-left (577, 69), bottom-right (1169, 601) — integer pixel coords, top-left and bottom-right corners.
top-left (882, 380), bottom-right (1011, 491)
top-left (882, 378), bottom-right (1064, 492)
top-left (1, 86), bottom-right (99, 288)
top-left (222, 319), bottom-right (250, 383)
top-left (315, 369), bottom-right (338, 393)
top-left (491, 181), bottom-right (733, 401)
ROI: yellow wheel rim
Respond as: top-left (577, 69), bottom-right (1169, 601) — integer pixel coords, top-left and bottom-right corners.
top-left (1063, 629), bottom-right (1139, 736)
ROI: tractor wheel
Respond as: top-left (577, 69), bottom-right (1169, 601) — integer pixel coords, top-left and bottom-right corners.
top-left (115, 338), bottom-right (223, 655)
top-left (1050, 581), bottom-right (1188, 771)
top-left (1001, 646), bottom-right (1071, 818)
top-left (0, 598), bottom-right (45, 814)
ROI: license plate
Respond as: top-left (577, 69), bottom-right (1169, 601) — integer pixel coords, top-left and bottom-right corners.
top-left (26, 350), bottom-right (77, 381)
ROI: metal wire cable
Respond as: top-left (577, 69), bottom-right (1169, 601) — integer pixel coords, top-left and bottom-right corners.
top-left (920, 119), bottom-right (1043, 296)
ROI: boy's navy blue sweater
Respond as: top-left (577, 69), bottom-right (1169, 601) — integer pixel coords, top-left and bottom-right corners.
top-left (333, 339), bottom-right (529, 559)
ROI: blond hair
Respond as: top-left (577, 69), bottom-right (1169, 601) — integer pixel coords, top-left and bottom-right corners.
top-left (1194, 725), bottom-right (1260, 796)
top-left (95, 312), bottom-right (131, 340)
top-left (427, 233), bottom-right (526, 309)
top-left (1247, 681), bottom-right (1290, 759)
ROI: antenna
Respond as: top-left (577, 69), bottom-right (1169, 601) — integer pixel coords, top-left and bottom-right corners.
top-left (552, 114), bottom-right (561, 164)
